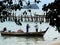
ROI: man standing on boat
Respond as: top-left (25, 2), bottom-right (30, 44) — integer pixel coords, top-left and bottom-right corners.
top-left (2, 27), bottom-right (7, 32)
top-left (26, 24), bottom-right (30, 33)
top-left (34, 23), bottom-right (38, 32)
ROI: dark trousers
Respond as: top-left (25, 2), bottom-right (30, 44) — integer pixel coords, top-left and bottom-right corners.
top-left (26, 28), bottom-right (29, 33)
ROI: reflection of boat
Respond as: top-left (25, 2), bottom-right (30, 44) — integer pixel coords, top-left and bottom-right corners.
top-left (1, 27), bottom-right (49, 37)
top-left (1, 30), bottom-right (47, 37)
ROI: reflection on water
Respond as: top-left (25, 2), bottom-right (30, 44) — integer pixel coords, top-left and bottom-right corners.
top-left (0, 35), bottom-right (44, 45)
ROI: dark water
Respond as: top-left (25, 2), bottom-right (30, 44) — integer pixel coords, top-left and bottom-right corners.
top-left (0, 34), bottom-right (44, 45)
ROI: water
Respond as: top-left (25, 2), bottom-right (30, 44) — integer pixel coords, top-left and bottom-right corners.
top-left (0, 21), bottom-right (60, 45)
top-left (0, 22), bottom-right (45, 45)
top-left (0, 34), bottom-right (44, 45)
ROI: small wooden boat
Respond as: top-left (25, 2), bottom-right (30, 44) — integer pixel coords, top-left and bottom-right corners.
top-left (1, 27), bottom-right (49, 37)
top-left (1, 30), bottom-right (46, 37)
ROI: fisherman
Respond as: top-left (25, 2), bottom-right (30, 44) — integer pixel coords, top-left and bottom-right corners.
top-left (26, 24), bottom-right (30, 33)
top-left (2, 27), bottom-right (7, 32)
top-left (34, 23), bottom-right (38, 32)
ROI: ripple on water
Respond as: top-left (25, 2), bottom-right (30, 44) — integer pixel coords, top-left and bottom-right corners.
top-left (0, 35), bottom-right (44, 45)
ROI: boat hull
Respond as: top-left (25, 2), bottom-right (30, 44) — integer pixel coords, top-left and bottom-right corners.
top-left (1, 32), bottom-right (45, 37)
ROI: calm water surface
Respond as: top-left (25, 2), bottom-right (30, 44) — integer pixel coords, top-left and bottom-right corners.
top-left (0, 34), bottom-right (44, 45)
top-left (0, 22), bottom-right (46, 45)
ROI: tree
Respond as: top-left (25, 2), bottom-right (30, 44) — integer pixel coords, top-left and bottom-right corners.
top-left (42, 0), bottom-right (60, 32)
top-left (42, 4), bottom-right (48, 14)
top-left (0, 1), bottom-right (5, 12)
top-left (42, 4), bottom-right (48, 22)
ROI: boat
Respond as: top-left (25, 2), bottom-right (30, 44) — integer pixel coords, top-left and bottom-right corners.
top-left (1, 27), bottom-right (49, 37)
top-left (1, 31), bottom-right (45, 37)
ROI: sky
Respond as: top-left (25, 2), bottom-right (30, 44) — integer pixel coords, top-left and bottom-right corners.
top-left (12, 0), bottom-right (54, 16)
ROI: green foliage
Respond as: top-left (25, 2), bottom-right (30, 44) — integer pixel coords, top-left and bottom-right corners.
top-left (42, 0), bottom-right (60, 32)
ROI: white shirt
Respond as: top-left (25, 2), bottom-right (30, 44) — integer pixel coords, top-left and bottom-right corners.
top-left (34, 24), bottom-right (38, 29)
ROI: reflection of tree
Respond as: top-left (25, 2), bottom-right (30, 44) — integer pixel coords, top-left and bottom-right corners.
top-left (42, 0), bottom-right (60, 32)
